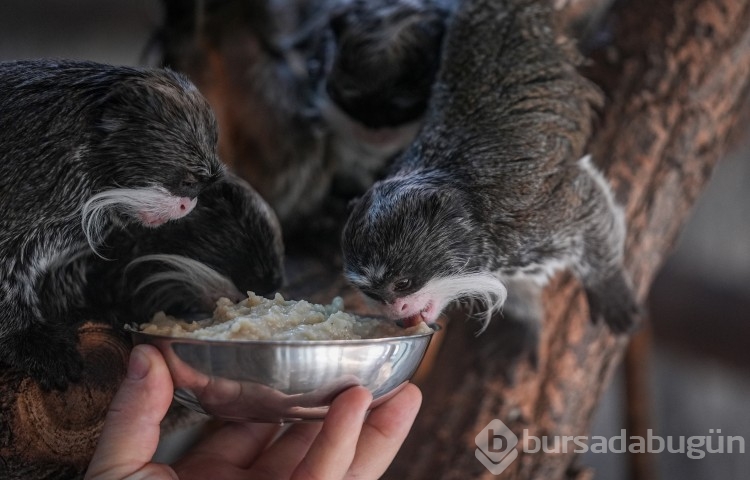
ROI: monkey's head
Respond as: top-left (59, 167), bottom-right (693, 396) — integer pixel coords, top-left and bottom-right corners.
top-left (93, 172), bottom-right (285, 321)
top-left (84, 69), bottom-right (223, 238)
top-left (139, 172), bottom-right (285, 297)
top-left (325, 0), bottom-right (447, 129)
top-left (342, 174), bottom-right (504, 326)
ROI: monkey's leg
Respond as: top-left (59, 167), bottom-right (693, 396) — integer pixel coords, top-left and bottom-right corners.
top-left (0, 301), bottom-right (83, 390)
top-left (0, 248), bottom-right (92, 389)
top-left (502, 276), bottom-right (543, 327)
top-left (582, 265), bottom-right (640, 333)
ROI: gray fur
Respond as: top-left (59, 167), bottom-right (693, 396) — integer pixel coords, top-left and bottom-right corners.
top-left (129, 254), bottom-right (245, 317)
top-left (0, 59), bottom-right (225, 388)
top-left (342, 0), bottom-right (639, 333)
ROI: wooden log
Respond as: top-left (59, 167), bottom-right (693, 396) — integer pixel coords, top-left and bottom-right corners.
top-left (0, 323), bottom-right (128, 478)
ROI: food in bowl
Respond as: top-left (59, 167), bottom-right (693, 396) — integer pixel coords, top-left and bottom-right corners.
top-left (136, 292), bottom-right (432, 341)
top-left (130, 292), bottom-right (439, 422)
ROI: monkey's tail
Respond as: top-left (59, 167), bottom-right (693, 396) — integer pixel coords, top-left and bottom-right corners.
top-left (126, 254), bottom-right (245, 318)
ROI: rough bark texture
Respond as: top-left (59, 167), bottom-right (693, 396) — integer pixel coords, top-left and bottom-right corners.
top-left (1, 0), bottom-right (749, 478)
top-left (0, 324), bottom-right (128, 479)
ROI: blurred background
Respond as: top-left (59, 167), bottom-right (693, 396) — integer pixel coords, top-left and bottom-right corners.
top-left (1, 1), bottom-right (748, 478)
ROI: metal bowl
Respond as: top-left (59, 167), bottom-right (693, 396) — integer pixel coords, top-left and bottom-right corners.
top-left (130, 325), bottom-right (438, 422)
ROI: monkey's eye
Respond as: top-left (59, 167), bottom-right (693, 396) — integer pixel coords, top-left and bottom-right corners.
top-left (393, 278), bottom-right (412, 292)
top-left (181, 173), bottom-right (198, 187)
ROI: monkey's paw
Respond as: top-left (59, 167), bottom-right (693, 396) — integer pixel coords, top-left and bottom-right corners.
top-left (2, 328), bottom-right (83, 390)
top-left (585, 272), bottom-right (642, 334)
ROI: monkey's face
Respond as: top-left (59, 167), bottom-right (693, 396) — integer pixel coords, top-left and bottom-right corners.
top-left (87, 71), bottom-right (224, 229)
top-left (170, 173), bottom-right (285, 296)
top-left (342, 177), bottom-right (478, 325)
top-left (134, 172), bottom-right (285, 297)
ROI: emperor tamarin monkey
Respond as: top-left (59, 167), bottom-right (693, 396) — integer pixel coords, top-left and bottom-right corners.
top-left (86, 172), bottom-right (285, 326)
top-left (342, 0), bottom-right (639, 333)
top-left (0, 60), bottom-right (225, 388)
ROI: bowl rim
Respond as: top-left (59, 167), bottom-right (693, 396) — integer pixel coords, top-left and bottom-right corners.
top-left (126, 323), bottom-right (440, 347)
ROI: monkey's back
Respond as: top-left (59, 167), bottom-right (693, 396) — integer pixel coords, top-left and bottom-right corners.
top-left (396, 0), bottom-right (602, 208)
top-left (0, 61), bottom-right (129, 215)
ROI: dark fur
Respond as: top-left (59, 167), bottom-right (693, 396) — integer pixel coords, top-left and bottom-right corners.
top-left (342, 0), bottom-right (639, 333)
top-left (86, 172), bottom-right (285, 324)
top-left (326, 0), bottom-right (448, 128)
top-left (314, 0), bottom-right (453, 202)
top-left (0, 60), bottom-right (225, 388)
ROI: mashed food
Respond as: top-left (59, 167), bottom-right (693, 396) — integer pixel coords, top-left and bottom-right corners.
top-left (137, 292), bottom-right (433, 341)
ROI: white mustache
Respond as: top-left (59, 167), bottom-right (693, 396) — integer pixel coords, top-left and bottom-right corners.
top-left (127, 254), bottom-right (244, 317)
top-left (418, 273), bottom-right (507, 333)
top-left (80, 186), bottom-right (195, 256)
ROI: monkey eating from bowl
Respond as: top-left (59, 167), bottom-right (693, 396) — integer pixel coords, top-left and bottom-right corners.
top-left (0, 59), bottom-right (228, 389)
top-left (342, 0), bottom-right (639, 337)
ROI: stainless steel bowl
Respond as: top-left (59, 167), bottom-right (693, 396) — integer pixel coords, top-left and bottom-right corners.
top-left (130, 326), bottom-right (438, 422)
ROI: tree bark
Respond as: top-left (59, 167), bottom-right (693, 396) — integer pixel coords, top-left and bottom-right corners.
top-left (0, 324), bottom-right (128, 479)
top-left (1, 0), bottom-right (749, 478)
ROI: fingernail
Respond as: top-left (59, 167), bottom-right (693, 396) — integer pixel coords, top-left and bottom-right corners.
top-left (127, 346), bottom-right (151, 380)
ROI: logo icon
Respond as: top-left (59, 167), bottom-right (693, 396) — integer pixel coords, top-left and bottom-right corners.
top-left (475, 419), bottom-right (519, 475)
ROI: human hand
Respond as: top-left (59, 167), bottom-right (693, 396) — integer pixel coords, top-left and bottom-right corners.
top-left (85, 344), bottom-right (422, 480)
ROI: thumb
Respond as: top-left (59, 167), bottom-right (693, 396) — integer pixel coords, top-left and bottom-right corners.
top-left (85, 344), bottom-right (176, 479)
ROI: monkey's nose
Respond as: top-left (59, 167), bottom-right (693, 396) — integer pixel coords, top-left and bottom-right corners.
top-left (179, 198), bottom-right (192, 211)
top-left (174, 197), bottom-right (198, 218)
top-left (400, 302), bottom-right (409, 312)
